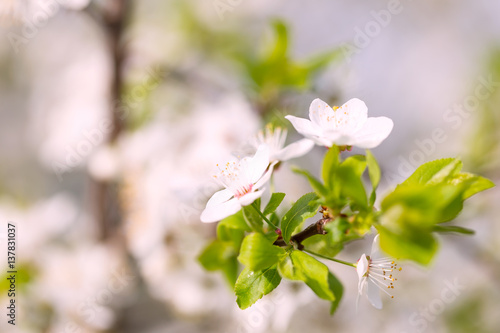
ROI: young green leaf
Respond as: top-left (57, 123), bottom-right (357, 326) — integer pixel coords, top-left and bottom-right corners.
top-left (198, 240), bottom-right (240, 286)
top-left (336, 166), bottom-right (368, 208)
top-left (322, 145), bottom-right (340, 189)
top-left (433, 225), bottom-right (475, 235)
top-left (238, 233), bottom-right (286, 271)
top-left (235, 265), bottom-right (281, 309)
top-left (242, 205), bottom-right (264, 232)
top-left (292, 167), bottom-right (328, 198)
top-left (218, 211), bottom-right (252, 232)
top-left (366, 150), bottom-right (381, 207)
top-left (263, 192), bottom-right (286, 216)
top-left (401, 158), bottom-right (462, 186)
top-left (377, 225), bottom-right (438, 266)
top-left (328, 272), bottom-right (344, 315)
top-left (448, 173), bottom-right (495, 199)
top-left (281, 192), bottom-right (320, 243)
top-left (277, 250), bottom-right (335, 301)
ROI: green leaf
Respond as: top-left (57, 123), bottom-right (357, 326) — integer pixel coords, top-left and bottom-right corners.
top-left (277, 250), bottom-right (335, 301)
top-left (293, 167), bottom-right (328, 198)
top-left (217, 223), bottom-right (245, 249)
top-left (238, 233), bottom-right (286, 271)
top-left (199, 240), bottom-right (237, 271)
top-left (242, 205), bottom-right (263, 232)
top-left (401, 158), bottom-right (462, 186)
top-left (322, 145), bottom-right (340, 189)
top-left (336, 165), bottom-right (367, 208)
top-left (448, 173), bottom-right (495, 199)
top-left (263, 192), bottom-right (286, 216)
top-left (281, 192), bottom-right (320, 243)
top-left (235, 265), bottom-right (281, 309)
top-left (198, 240), bottom-right (239, 286)
top-left (366, 150), bottom-right (381, 206)
top-left (328, 272), bottom-right (344, 315)
top-left (433, 225), bottom-right (475, 235)
top-left (377, 224), bottom-right (438, 266)
top-left (218, 211), bottom-right (251, 232)
top-left (341, 155), bottom-right (367, 177)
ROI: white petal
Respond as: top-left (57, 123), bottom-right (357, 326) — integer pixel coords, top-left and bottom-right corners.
top-left (254, 161), bottom-right (277, 189)
top-left (206, 188), bottom-right (234, 207)
top-left (274, 139), bottom-right (314, 161)
top-left (367, 279), bottom-right (383, 309)
top-left (356, 254), bottom-right (369, 281)
top-left (370, 234), bottom-right (382, 259)
top-left (322, 131), bottom-right (356, 146)
top-left (285, 115), bottom-right (322, 139)
top-left (237, 190), bottom-right (264, 206)
top-left (247, 144), bottom-right (270, 183)
top-left (351, 117), bottom-right (394, 149)
top-left (337, 98), bottom-right (368, 132)
top-left (309, 98), bottom-right (333, 127)
top-left (200, 198), bottom-right (241, 223)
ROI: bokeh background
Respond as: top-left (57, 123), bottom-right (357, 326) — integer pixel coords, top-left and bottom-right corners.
top-left (1, 0), bottom-right (499, 332)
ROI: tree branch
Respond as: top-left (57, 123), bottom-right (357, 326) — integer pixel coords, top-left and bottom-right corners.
top-left (274, 218), bottom-right (331, 249)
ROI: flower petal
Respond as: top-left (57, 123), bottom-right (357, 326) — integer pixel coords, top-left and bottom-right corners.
top-left (351, 117), bottom-right (394, 149)
top-left (247, 144), bottom-right (270, 183)
top-left (370, 234), bottom-right (382, 259)
top-left (309, 98), bottom-right (333, 127)
top-left (285, 115), bottom-right (322, 139)
top-left (274, 138), bottom-right (314, 161)
top-left (254, 161), bottom-right (277, 190)
top-left (367, 278), bottom-right (383, 309)
top-left (206, 188), bottom-right (234, 207)
top-left (356, 254), bottom-right (369, 281)
top-left (337, 98), bottom-right (368, 133)
top-left (237, 189), bottom-right (264, 206)
top-left (200, 197), bottom-right (241, 223)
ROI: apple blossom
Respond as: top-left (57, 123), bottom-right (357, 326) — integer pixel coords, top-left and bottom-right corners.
top-left (200, 145), bottom-right (275, 223)
top-left (356, 235), bottom-right (401, 309)
top-left (250, 125), bottom-right (314, 163)
top-left (285, 98), bottom-right (394, 149)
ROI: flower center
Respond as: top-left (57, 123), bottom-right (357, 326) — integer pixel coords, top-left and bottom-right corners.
top-left (367, 257), bottom-right (402, 299)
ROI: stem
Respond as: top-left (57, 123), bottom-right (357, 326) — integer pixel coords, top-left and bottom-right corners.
top-left (302, 249), bottom-right (356, 268)
top-left (274, 217), bottom-right (331, 248)
top-left (251, 202), bottom-right (279, 230)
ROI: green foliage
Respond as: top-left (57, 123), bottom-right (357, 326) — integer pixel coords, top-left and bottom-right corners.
top-left (378, 158), bottom-right (494, 265)
top-left (278, 250), bottom-right (341, 303)
top-left (281, 193), bottom-right (320, 243)
top-left (366, 150), bottom-right (381, 206)
top-left (199, 144), bottom-right (493, 315)
top-left (235, 266), bottom-right (281, 309)
top-left (263, 192), bottom-right (286, 216)
top-left (238, 233), bottom-right (286, 271)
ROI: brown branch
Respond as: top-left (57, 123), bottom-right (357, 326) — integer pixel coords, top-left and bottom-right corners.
top-left (87, 0), bottom-right (131, 240)
top-left (274, 218), bottom-right (331, 250)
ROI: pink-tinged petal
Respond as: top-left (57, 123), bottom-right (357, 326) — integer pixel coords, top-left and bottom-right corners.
top-left (200, 198), bottom-right (241, 223)
top-left (237, 190), bottom-right (264, 206)
top-left (336, 98), bottom-right (368, 132)
top-left (309, 98), bottom-right (333, 127)
top-left (285, 115), bottom-right (322, 139)
top-left (367, 279), bottom-right (383, 309)
top-left (254, 161), bottom-right (278, 190)
top-left (206, 188), bottom-right (234, 207)
top-left (247, 144), bottom-right (270, 183)
top-left (274, 139), bottom-right (314, 161)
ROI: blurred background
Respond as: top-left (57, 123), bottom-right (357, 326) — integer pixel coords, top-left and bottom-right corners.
top-left (0, 0), bottom-right (499, 332)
